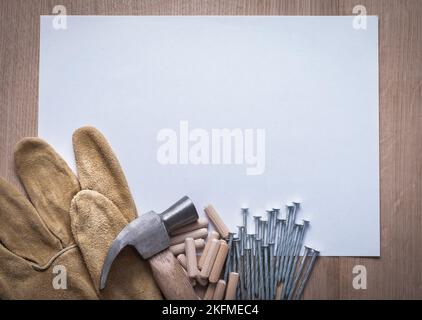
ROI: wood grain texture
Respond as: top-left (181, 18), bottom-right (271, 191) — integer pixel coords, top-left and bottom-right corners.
top-left (0, 0), bottom-right (421, 299)
top-left (149, 249), bottom-right (198, 299)
top-left (338, 0), bottom-right (422, 299)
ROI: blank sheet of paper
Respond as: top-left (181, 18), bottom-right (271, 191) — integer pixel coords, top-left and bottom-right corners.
top-left (39, 16), bottom-right (379, 256)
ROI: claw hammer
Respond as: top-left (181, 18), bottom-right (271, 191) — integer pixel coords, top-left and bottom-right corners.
top-left (100, 196), bottom-right (199, 299)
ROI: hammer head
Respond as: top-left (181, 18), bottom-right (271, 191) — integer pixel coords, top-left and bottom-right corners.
top-left (100, 196), bottom-right (198, 289)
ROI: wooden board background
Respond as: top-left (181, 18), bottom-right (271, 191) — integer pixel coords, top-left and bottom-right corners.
top-left (0, 0), bottom-right (421, 299)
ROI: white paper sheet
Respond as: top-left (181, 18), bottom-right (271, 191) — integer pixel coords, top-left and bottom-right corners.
top-left (39, 16), bottom-right (379, 256)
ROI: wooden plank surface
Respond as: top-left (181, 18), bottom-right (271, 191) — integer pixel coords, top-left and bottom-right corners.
top-left (338, 0), bottom-right (422, 299)
top-left (0, 0), bottom-right (421, 299)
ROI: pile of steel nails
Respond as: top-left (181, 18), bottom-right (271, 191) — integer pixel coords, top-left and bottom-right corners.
top-left (222, 203), bottom-right (320, 300)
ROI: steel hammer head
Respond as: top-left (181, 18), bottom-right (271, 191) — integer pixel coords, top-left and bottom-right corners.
top-left (100, 196), bottom-right (199, 289)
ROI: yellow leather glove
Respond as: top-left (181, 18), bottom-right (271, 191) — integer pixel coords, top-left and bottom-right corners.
top-left (0, 127), bottom-right (162, 299)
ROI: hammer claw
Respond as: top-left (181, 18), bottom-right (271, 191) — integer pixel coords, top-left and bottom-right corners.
top-left (99, 196), bottom-right (199, 292)
top-left (100, 219), bottom-right (140, 289)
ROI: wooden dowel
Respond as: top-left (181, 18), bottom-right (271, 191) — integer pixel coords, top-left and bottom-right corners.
top-left (213, 280), bottom-right (226, 300)
top-left (185, 238), bottom-right (199, 278)
top-left (198, 231), bottom-right (220, 269)
top-left (171, 218), bottom-right (209, 236)
top-left (209, 240), bottom-right (229, 283)
top-left (204, 283), bottom-right (216, 300)
top-left (199, 239), bottom-right (220, 279)
top-left (180, 264), bottom-right (197, 286)
top-left (179, 254), bottom-right (200, 269)
top-left (169, 238), bottom-right (205, 255)
top-left (177, 254), bottom-right (187, 269)
top-left (224, 272), bottom-right (239, 300)
top-left (204, 204), bottom-right (230, 239)
top-left (170, 228), bottom-right (208, 246)
top-left (275, 282), bottom-right (283, 300)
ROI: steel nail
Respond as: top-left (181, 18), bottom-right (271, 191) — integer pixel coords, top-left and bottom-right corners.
top-left (275, 219), bottom-right (286, 282)
top-left (258, 218), bottom-right (264, 240)
top-left (275, 218), bottom-right (286, 282)
top-left (280, 204), bottom-right (296, 280)
top-left (287, 246), bottom-right (310, 300)
top-left (282, 224), bottom-right (303, 298)
top-left (292, 201), bottom-right (300, 218)
top-left (244, 248), bottom-right (252, 299)
top-left (253, 216), bottom-right (261, 237)
top-left (268, 242), bottom-right (275, 299)
top-left (295, 247), bottom-right (319, 300)
top-left (250, 234), bottom-right (256, 299)
top-left (287, 219), bottom-right (309, 292)
top-left (286, 204), bottom-right (295, 234)
top-left (261, 220), bottom-right (268, 246)
top-left (266, 210), bottom-right (275, 243)
top-left (274, 218), bottom-right (282, 254)
top-left (262, 244), bottom-right (270, 299)
top-left (255, 238), bottom-right (264, 299)
top-left (271, 208), bottom-right (281, 243)
top-left (237, 225), bottom-right (245, 256)
top-left (233, 238), bottom-right (241, 299)
top-left (223, 232), bottom-right (236, 282)
top-left (285, 221), bottom-right (309, 297)
top-left (281, 223), bottom-right (300, 283)
top-left (241, 207), bottom-right (249, 231)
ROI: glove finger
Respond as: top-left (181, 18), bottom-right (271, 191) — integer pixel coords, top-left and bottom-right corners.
top-left (0, 177), bottom-right (62, 266)
top-left (70, 190), bottom-right (162, 299)
top-left (73, 127), bottom-right (137, 222)
top-left (14, 137), bottom-right (80, 246)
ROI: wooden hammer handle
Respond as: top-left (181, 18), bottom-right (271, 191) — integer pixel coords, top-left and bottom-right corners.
top-left (148, 249), bottom-right (198, 300)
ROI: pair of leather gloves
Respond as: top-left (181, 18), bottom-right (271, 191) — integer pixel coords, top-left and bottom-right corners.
top-left (0, 127), bottom-right (162, 299)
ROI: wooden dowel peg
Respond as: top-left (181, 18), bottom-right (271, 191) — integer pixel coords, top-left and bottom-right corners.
top-left (204, 283), bottom-right (216, 300)
top-left (225, 272), bottom-right (239, 300)
top-left (276, 282), bottom-right (283, 300)
top-left (204, 205), bottom-right (230, 239)
top-left (170, 228), bottom-right (208, 246)
top-left (180, 264), bottom-right (197, 286)
top-left (169, 238), bottom-right (205, 255)
top-left (213, 280), bottom-right (226, 300)
top-left (198, 231), bottom-right (220, 269)
top-left (185, 238), bottom-right (199, 278)
top-left (199, 239), bottom-right (220, 279)
top-left (177, 254), bottom-right (187, 269)
top-left (171, 218), bottom-right (209, 236)
top-left (209, 240), bottom-right (229, 283)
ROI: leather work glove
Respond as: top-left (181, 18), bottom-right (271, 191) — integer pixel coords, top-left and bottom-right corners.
top-left (0, 127), bottom-right (162, 299)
